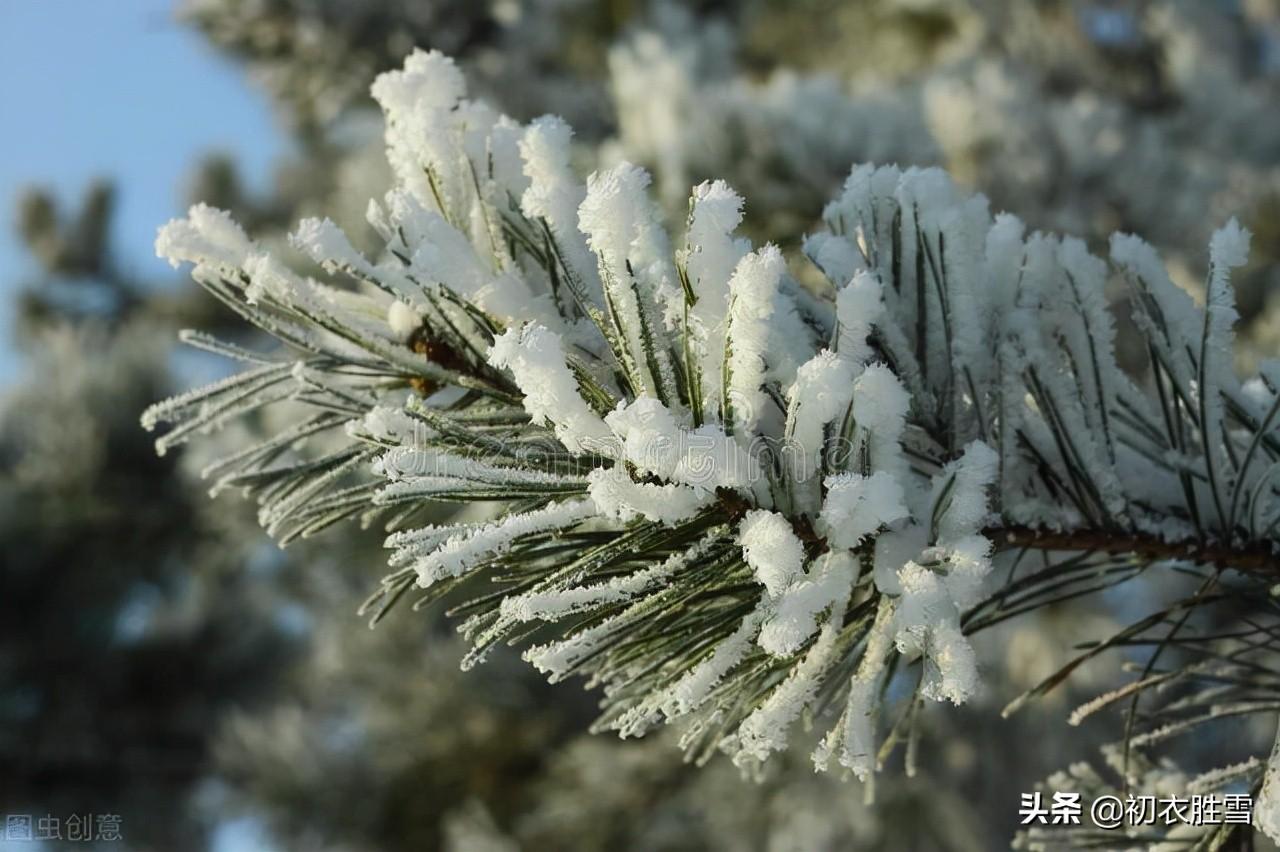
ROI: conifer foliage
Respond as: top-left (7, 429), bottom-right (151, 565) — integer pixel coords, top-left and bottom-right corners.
top-left (146, 49), bottom-right (1280, 843)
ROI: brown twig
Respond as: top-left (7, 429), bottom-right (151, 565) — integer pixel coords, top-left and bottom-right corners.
top-left (717, 488), bottom-right (1280, 574)
top-left (988, 526), bottom-right (1280, 576)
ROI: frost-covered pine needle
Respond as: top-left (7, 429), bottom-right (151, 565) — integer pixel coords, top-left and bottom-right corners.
top-left (144, 48), bottom-right (1280, 811)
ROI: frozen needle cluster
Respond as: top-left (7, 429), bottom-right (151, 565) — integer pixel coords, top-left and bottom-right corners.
top-left (146, 50), bottom-right (1280, 799)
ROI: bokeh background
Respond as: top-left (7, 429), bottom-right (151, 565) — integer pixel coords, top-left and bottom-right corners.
top-left (2, 1), bottom-right (1279, 849)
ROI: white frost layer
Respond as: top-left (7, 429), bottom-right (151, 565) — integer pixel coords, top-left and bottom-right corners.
top-left (932, 439), bottom-right (999, 543)
top-left (818, 471), bottom-right (909, 550)
top-left (501, 530), bottom-right (723, 623)
top-left (890, 559), bottom-right (980, 706)
top-left (487, 323), bottom-right (614, 455)
top-left (724, 246), bottom-right (787, 436)
top-left (578, 162), bottom-right (678, 397)
top-left (738, 509), bottom-right (805, 597)
top-left (834, 270), bottom-right (884, 365)
top-left (519, 116), bottom-right (602, 301)
top-left (155, 203), bottom-right (252, 273)
top-left (686, 179), bottom-right (751, 413)
top-left (587, 467), bottom-right (714, 526)
top-left (413, 498), bottom-right (595, 587)
top-left (784, 349), bottom-right (857, 512)
top-left (814, 596), bottom-right (896, 779)
top-left (851, 363), bottom-right (911, 484)
top-left (734, 612), bottom-right (844, 767)
top-left (661, 607), bottom-right (767, 717)
top-left (758, 550), bottom-right (858, 657)
top-left (604, 396), bottom-right (756, 490)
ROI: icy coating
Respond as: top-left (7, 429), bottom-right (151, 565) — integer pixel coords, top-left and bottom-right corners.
top-left (146, 48), bottom-right (1280, 815)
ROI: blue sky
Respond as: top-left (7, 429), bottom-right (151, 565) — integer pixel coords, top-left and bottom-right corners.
top-left (0, 0), bottom-right (286, 383)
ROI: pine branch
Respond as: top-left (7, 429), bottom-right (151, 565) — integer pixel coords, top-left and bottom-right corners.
top-left (991, 526), bottom-right (1280, 576)
top-left (144, 49), bottom-right (1280, 836)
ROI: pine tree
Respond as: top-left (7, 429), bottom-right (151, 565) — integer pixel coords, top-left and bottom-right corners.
top-left (142, 47), bottom-right (1280, 848)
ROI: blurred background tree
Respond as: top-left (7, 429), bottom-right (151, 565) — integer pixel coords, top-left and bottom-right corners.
top-left (0, 182), bottom-right (302, 849)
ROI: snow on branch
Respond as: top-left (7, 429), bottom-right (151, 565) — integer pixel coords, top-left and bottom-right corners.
top-left (144, 48), bottom-right (1280, 814)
